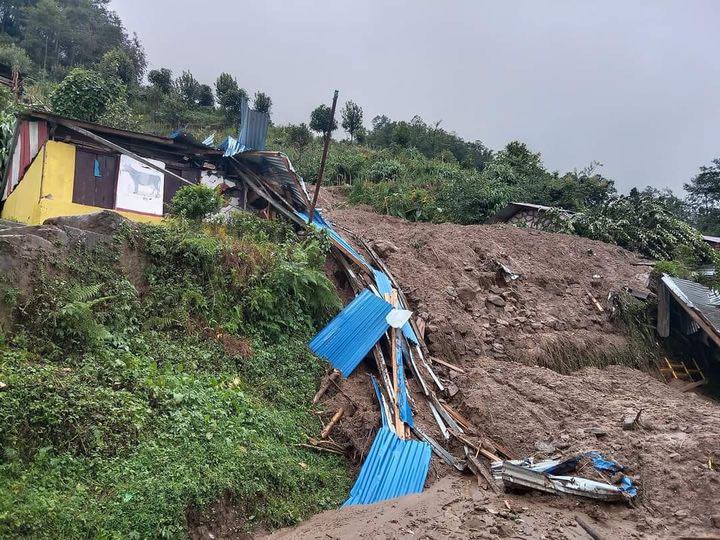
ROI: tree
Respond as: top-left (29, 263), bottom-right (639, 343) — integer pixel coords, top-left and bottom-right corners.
top-left (309, 104), bottom-right (337, 134)
top-left (148, 67), bottom-right (173, 94)
top-left (97, 47), bottom-right (136, 86)
top-left (20, 0), bottom-right (66, 74)
top-left (287, 123), bottom-right (312, 166)
top-left (197, 84), bottom-right (214, 107)
top-left (685, 158), bottom-right (720, 209)
top-left (685, 158), bottom-right (720, 234)
top-left (253, 91), bottom-right (271, 114)
top-left (341, 100), bottom-right (363, 141)
top-left (0, 44), bottom-right (33, 74)
top-left (219, 87), bottom-right (248, 126)
top-left (50, 68), bottom-right (123, 122)
top-left (215, 72), bottom-right (238, 102)
top-left (175, 70), bottom-right (200, 104)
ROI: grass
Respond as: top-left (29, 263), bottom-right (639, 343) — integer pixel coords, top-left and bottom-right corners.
top-left (0, 213), bottom-right (350, 538)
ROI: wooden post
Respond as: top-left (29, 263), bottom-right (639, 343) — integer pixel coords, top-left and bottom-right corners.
top-left (321, 407), bottom-right (345, 439)
top-left (308, 90), bottom-right (339, 224)
top-left (657, 282), bottom-right (670, 338)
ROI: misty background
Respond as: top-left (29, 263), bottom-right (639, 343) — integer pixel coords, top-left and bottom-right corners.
top-left (109, 0), bottom-right (719, 194)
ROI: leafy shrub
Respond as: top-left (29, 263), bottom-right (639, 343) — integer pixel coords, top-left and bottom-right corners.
top-left (439, 173), bottom-right (512, 224)
top-left (567, 193), bottom-right (715, 264)
top-left (0, 212), bottom-right (349, 538)
top-left (168, 184), bottom-right (223, 220)
top-left (50, 68), bottom-right (124, 123)
top-left (367, 158), bottom-right (404, 182)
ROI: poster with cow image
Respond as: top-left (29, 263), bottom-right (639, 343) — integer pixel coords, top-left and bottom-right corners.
top-left (115, 155), bottom-right (166, 216)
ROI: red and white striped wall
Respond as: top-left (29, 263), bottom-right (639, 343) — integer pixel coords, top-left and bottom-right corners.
top-left (2, 119), bottom-right (49, 201)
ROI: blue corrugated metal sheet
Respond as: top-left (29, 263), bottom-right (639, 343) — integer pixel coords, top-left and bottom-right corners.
top-left (238, 97), bottom-right (269, 151)
top-left (396, 336), bottom-right (414, 427)
top-left (343, 426), bottom-right (431, 506)
top-left (371, 376), bottom-right (388, 427)
top-left (296, 210), bottom-right (372, 271)
top-left (372, 268), bottom-right (418, 345)
top-left (309, 289), bottom-right (393, 377)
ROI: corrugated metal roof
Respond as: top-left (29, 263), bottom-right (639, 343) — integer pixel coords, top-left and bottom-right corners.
top-left (343, 426), bottom-right (431, 506)
top-left (662, 275), bottom-right (720, 337)
top-left (237, 151), bottom-right (311, 211)
top-left (309, 289), bottom-right (393, 377)
top-left (372, 268), bottom-right (418, 344)
top-left (238, 108), bottom-right (269, 151)
top-left (396, 336), bottom-right (414, 427)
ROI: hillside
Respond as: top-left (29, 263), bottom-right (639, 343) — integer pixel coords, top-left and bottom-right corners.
top-left (0, 211), bottom-right (350, 538)
top-left (267, 187), bottom-right (720, 539)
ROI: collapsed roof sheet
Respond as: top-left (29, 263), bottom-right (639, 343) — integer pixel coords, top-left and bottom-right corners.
top-left (486, 201), bottom-right (573, 224)
top-left (309, 289), bottom-right (393, 378)
top-left (235, 151), bottom-right (311, 211)
top-left (343, 426), bottom-right (431, 506)
top-left (661, 275), bottom-right (720, 338)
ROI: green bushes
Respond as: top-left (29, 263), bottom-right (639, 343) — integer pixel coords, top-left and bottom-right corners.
top-left (168, 184), bottom-right (224, 220)
top-left (0, 213), bottom-right (349, 538)
top-left (562, 193), bottom-right (717, 265)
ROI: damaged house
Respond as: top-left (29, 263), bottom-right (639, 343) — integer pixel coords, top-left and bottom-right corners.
top-left (0, 108), bottom-right (303, 225)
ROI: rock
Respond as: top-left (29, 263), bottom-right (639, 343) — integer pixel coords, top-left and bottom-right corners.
top-left (446, 383), bottom-right (459, 397)
top-left (710, 515), bottom-right (720, 528)
top-left (534, 440), bottom-right (556, 453)
top-left (44, 210), bottom-right (132, 236)
top-left (457, 285), bottom-right (478, 305)
top-left (530, 322), bottom-right (543, 330)
top-left (623, 411), bottom-right (641, 430)
top-left (372, 240), bottom-right (397, 257)
top-left (492, 342), bottom-right (505, 353)
top-left (487, 294), bottom-right (506, 307)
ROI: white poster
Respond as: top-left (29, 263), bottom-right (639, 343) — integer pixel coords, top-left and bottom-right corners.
top-left (115, 155), bottom-right (165, 216)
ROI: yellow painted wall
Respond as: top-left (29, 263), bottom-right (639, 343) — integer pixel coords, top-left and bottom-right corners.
top-left (2, 141), bottom-right (162, 225)
top-left (0, 146), bottom-right (46, 224)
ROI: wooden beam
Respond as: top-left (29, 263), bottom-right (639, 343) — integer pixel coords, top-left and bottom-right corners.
top-left (657, 282), bottom-right (670, 338)
top-left (321, 407), bottom-right (345, 439)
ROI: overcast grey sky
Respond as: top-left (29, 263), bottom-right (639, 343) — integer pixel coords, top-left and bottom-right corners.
top-left (110, 0), bottom-right (720, 193)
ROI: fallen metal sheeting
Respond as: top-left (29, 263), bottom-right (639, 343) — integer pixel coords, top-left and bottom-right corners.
top-left (343, 426), bottom-right (432, 506)
top-left (309, 289), bottom-right (393, 378)
top-left (494, 452), bottom-right (638, 502)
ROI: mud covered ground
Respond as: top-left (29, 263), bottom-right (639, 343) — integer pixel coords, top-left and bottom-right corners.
top-left (268, 189), bottom-right (720, 539)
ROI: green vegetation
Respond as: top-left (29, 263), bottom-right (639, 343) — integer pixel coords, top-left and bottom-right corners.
top-left (168, 184), bottom-right (224, 220)
top-left (0, 211), bottom-right (349, 538)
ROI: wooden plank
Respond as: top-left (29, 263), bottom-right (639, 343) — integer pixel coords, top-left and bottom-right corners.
top-left (320, 407), bottom-right (345, 439)
top-left (433, 356), bottom-right (466, 374)
top-left (466, 452), bottom-right (501, 494)
top-left (443, 402), bottom-right (475, 433)
top-left (657, 282), bottom-right (670, 338)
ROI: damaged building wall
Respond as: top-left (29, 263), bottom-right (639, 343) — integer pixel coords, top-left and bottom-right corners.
top-left (1, 141), bottom-right (164, 224)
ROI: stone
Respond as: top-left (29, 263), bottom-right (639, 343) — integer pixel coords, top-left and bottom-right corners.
top-left (372, 240), bottom-right (397, 257)
top-left (446, 383), bottom-right (459, 398)
top-left (710, 515), bottom-right (720, 528)
top-left (487, 294), bottom-right (506, 307)
top-left (457, 285), bottom-right (478, 305)
top-left (534, 440), bottom-right (556, 453)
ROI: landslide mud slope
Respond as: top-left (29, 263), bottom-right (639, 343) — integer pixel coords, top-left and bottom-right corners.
top-left (269, 189), bottom-right (720, 539)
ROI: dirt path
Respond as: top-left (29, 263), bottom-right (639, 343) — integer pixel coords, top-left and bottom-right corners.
top-left (268, 189), bottom-right (720, 539)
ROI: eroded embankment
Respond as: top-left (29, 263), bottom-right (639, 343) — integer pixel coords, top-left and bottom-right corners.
top-left (269, 188), bottom-right (720, 539)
